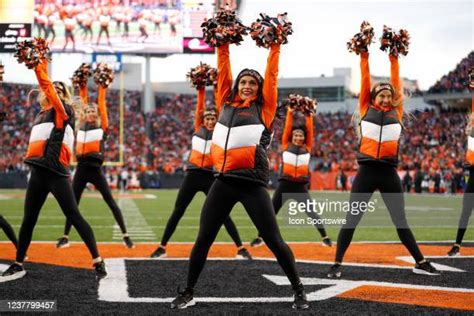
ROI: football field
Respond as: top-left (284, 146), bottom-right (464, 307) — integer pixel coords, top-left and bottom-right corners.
top-left (0, 189), bottom-right (472, 243)
top-left (0, 189), bottom-right (473, 314)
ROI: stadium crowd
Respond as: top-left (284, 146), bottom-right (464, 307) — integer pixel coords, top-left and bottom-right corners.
top-left (428, 52), bottom-right (472, 94)
top-left (0, 82), bottom-right (471, 192)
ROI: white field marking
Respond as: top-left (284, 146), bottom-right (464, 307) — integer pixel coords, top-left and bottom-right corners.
top-left (263, 274), bottom-right (474, 300)
top-left (395, 256), bottom-right (466, 272)
top-left (98, 258), bottom-right (474, 304)
top-left (291, 259), bottom-right (466, 272)
top-left (113, 197), bottom-right (156, 241)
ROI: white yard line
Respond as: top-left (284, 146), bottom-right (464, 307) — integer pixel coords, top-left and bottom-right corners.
top-left (112, 197), bottom-right (156, 241)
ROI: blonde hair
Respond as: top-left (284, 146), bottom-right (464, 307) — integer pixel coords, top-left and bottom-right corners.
top-left (78, 102), bottom-right (100, 127)
top-left (34, 81), bottom-right (72, 109)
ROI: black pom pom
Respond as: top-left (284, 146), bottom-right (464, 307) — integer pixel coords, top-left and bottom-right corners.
top-left (93, 63), bottom-right (114, 88)
top-left (71, 63), bottom-right (92, 88)
top-left (15, 38), bottom-right (51, 69)
top-left (250, 12), bottom-right (293, 48)
top-left (186, 62), bottom-right (217, 88)
top-left (380, 25), bottom-right (410, 57)
top-left (201, 5), bottom-right (250, 47)
top-left (347, 21), bottom-right (374, 55)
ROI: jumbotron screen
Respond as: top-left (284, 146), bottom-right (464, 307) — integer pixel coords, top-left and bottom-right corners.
top-left (0, 0), bottom-right (34, 52)
top-left (33, 0), bottom-right (186, 54)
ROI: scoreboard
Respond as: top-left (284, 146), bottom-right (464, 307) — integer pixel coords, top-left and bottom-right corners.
top-left (0, 0), bottom-right (34, 52)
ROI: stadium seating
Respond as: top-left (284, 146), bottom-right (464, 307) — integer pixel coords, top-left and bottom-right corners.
top-left (0, 81), bottom-right (470, 191)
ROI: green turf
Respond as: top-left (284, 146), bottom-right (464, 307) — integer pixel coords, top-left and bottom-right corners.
top-left (0, 189), bottom-right (472, 243)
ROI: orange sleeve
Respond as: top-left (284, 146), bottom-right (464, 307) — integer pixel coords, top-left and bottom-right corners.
top-left (281, 107), bottom-right (293, 151)
top-left (194, 88), bottom-right (205, 133)
top-left (389, 54), bottom-right (404, 121)
top-left (359, 52), bottom-right (371, 118)
top-left (213, 85), bottom-right (218, 105)
top-left (305, 114), bottom-right (314, 152)
top-left (34, 60), bottom-right (69, 128)
top-left (261, 44), bottom-right (281, 129)
top-left (216, 43), bottom-right (232, 112)
top-left (97, 86), bottom-right (108, 131)
top-left (79, 85), bottom-right (88, 105)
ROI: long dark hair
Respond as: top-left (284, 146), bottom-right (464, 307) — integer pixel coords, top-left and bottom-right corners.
top-left (226, 69), bottom-right (264, 106)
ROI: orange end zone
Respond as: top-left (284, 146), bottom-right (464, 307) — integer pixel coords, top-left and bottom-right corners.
top-left (0, 242), bottom-right (473, 269)
top-left (339, 285), bottom-right (474, 311)
top-left (0, 242), bottom-right (472, 311)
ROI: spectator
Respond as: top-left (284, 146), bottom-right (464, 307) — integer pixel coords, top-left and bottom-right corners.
top-left (428, 52), bottom-right (472, 94)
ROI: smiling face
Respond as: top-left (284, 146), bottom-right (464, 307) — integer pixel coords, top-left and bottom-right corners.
top-left (85, 107), bottom-right (98, 123)
top-left (238, 75), bottom-right (259, 100)
top-left (374, 89), bottom-right (393, 109)
top-left (203, 114), bottom-right (217, 130)
top-left (292, 130), bottom-right (305, 146)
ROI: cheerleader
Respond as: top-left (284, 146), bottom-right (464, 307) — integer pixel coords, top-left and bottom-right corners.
top-left (327, 37), bottom-right (438, 278)
top-left (96, 11), bottom-right (112, 46)
top-left (448, 104), bottom-right (474, 256)
top-left (63, 14), bottom-right (76, 51)
top-left (1, 57), bottom-right (106, 282)
top-left (150, 85), bottom-right (251, 260)
top-left (45, 13), bottom-right (57, 46)
top-left (168, 13), bottom-right (179, 37)
top-left (81, 12), bottom-right (94, 42)
top-left (250, 106), bottom-right (332, 248)
top-left (121, 10), bottom-right (132, 40)
top-left (170, 42), bottom-right (308, 310)
top-left (36, 10), bottom-right (48, 39)
top-left (153, 10), bottom-right (163, 35)
top-left (137, 15), bottom-right (149, 43)
top-left (0, 215), bottom-right (17, 250)
top-left (56, 78), bottom-right (134, 249)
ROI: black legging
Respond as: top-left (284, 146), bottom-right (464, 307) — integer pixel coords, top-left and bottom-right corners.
top-left (97, 26), bottom-right (110, 44)
top-left (187, 177), bottom-right (301, 290)
top-left (17, 166), bottom-right (100, 262)
top-left (256, 179), bottom-right (327, 238)
top-left (160, 170), bottom-right (242, 247)
top-left (335, 163), bottom-right (424, 263)
top-left (455, 167), bottom-right (474, 245)
top-left (64, 164), bottom-right (128, 235)
top-left (46, 26), bottom-right (56, 43)
top-left (64, 30), bottom-right (75, 48)
top-left (0, 214), bottom-right (18, 248)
